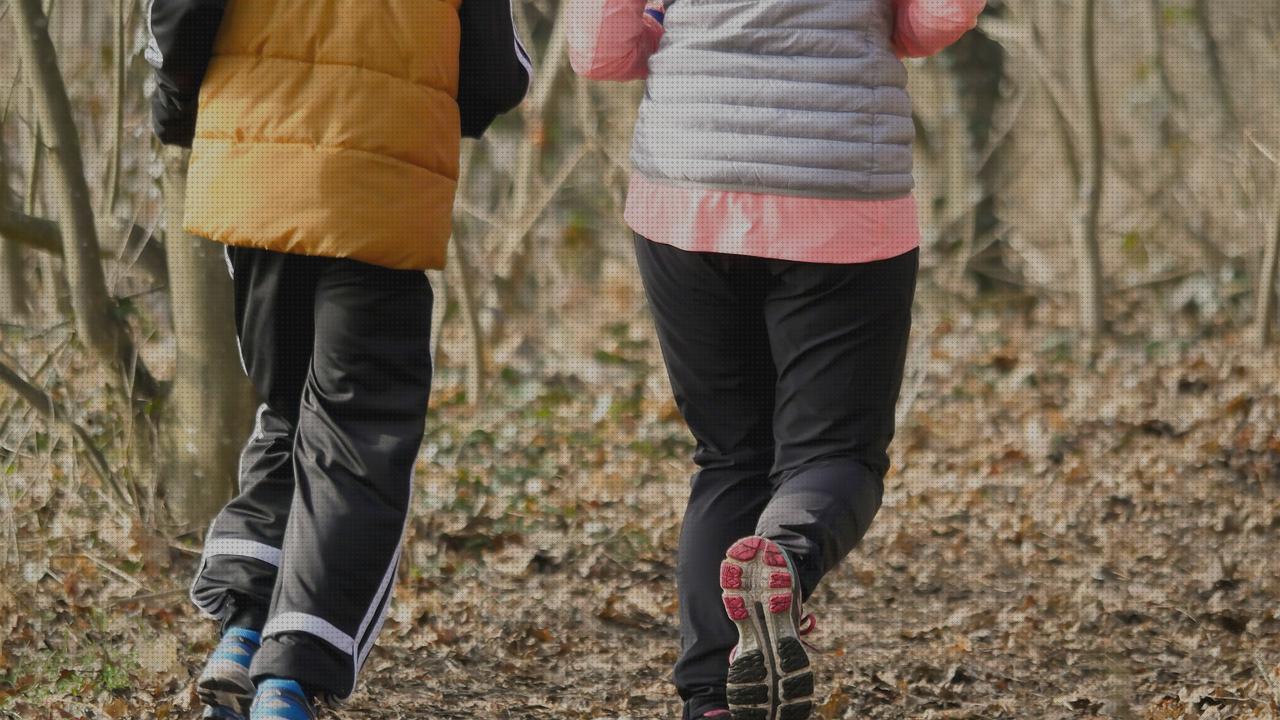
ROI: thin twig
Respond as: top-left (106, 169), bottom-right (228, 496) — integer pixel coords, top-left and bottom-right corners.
top-left (1254, 655), bottom-right (1280, 708)
top-left (53, 552), bottom-right (148, 591)
top-left (106, 587), bottom-right (186, 608)
top-left (449, 236), bottom-right (486, 407)
top-left (0, 356), bottom-right (134, 515)
top-left (0, 208), bottom-right (168, 281)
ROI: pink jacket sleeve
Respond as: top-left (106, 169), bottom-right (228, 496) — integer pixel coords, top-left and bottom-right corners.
top-left (567, 0), bottom-right (664, 81)
top-left (893, 0), bottom-right (986, 58)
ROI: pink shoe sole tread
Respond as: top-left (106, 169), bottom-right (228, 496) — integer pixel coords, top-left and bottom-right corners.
top-left (727, 537), bottom-right (765, 562)
top-left (720, 562), bottom-right (743, 589)
top-left (723, 595), bottom-right (749, 621)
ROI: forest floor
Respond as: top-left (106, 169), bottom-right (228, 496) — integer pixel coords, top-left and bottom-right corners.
top-left (2, 289), bottom-right (1280, 720)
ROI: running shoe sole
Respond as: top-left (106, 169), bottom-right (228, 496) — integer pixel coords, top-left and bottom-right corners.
top-left (202, 705), bottom-right (247, 720)
top-left (197, 659), bottom-right (255, 720)
top-left (720, 537), bottom-right (813, 720)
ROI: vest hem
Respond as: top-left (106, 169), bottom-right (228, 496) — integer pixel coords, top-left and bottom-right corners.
top-left (628, 171), bottom-right (914, 201)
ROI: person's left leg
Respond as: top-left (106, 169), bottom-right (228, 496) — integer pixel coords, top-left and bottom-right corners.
top-left (248, 257), bottom-right (434, 701)
top-left (633, 237), bottom-right (778, 719)
top-left (757, 248), bottom-right (919, 598)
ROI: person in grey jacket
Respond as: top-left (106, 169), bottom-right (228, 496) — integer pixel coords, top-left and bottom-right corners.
top-left (569, 0), bottom-right (986, 717)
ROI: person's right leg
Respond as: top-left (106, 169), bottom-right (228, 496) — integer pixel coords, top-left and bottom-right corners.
top-left (632, 236), bottom-right (777, 720)
top-left (250, 257), bottom-right (434, 703)
top-left (191, 247), bottom-right (321, 717)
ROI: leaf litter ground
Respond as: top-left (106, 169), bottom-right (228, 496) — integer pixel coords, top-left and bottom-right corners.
top-left (2, 302), bottom-right (1279, 719)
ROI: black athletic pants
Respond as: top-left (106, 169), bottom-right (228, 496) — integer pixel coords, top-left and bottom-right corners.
top-left (189, 246), bottom-right (434, 699)
top-left (632, 237), bottom-right (918, 719)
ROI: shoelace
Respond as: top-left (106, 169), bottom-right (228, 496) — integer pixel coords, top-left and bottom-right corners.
top-left (798, 613), bottom-right (817, 635)
top-left (797, 612), bottom-right (820, 653)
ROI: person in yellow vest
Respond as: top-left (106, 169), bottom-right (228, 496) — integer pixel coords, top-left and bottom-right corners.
top-left (146, 2), bottom-right (530, 718)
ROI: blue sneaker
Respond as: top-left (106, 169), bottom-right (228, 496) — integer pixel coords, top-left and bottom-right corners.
top-left (249, 679), bottom-right (317, 720)
top-left (197, 627), bottom-right (261, 719)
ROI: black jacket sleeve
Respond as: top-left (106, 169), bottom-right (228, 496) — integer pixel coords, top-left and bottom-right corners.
top-left (145, 0), bottom-right (228, 147)
top-left (457, 0), bottom-right (533, 138)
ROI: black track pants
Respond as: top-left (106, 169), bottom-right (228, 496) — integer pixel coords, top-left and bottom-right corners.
top-left (632, 237), bottom-right (917, 718)
top-left (189, 246), bottom-right (433, 699)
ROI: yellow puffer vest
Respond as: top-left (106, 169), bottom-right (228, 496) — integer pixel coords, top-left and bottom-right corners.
top-left (184, 0), bottom-right (462, 270)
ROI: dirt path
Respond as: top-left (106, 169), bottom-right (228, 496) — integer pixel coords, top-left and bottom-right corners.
top-left (345, 321), bottom-right (1280, 719)
top-left (3, 315), bottom-right (1279, 719)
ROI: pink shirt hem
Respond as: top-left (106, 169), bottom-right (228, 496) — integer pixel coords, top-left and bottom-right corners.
top-left (625, 174), bottom-right (923, 264)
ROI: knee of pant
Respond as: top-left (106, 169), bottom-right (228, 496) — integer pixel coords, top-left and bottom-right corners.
top-left (763, 459), bottom-right (886, 537)
top-left (688, 458), bottom-right (774, 502)
top-left (692, 443), bottom-right (774, 474)
top-left (775, 453), bottom-right (887, 488)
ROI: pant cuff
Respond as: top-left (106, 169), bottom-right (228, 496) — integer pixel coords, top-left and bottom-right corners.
top-left (252, 632), bottom-right (352, 701)
top-left (682, 688), bottom-right (729, 719)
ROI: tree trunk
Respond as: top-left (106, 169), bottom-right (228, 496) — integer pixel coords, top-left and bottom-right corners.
top-left (0, 119), bottom-right (32, 320)
top-left (1253, 189), bottom-right (1280, 348)
top-left (428, 268), bottom-right (447, 368)
top-left (102, 0), bottom-right (127, 216)
top-left (1192, 0), bottom-right (1240, 137)
top-left (1071, 0), bottom-right (1106, 355)
top-left (25, 102), bottom-right (64, 320)
top-left (160, 148), bottom-right (256, 528)
top-left (12, 0), bottom-right (158, 397)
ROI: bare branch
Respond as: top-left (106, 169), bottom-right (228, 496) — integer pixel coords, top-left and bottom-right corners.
top-left (12, 0), bottom-right (160, 398)
top-left (448, 235), bottom-right (486, 407)
top-left (0, 357), bottom-right (134, 514)
top-left (0, 207), bottom-right (168, 281)
top-left (1193, 0), bottom-right (1241, 136)
top-left (1070, 0), bottom-right (1106, 353)
top-left (490, 0), bottom-right (571, 287)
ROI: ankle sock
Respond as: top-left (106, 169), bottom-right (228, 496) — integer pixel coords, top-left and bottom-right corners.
top-left (225, 627), bottom-right (262, 644)
top-left (257, 678), bottom-right (304, 695)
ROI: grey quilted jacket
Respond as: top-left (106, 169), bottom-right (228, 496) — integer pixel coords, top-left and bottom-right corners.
top-left (630, 0), bottom-right (915, 199)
